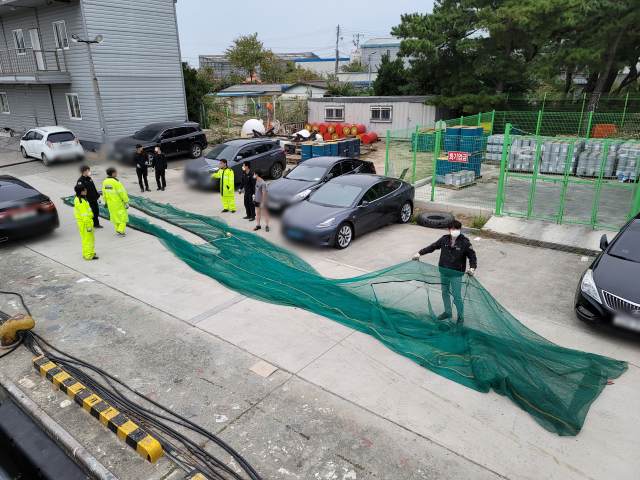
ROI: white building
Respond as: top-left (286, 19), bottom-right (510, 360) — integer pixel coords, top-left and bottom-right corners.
top-left (358, 38), bottom-right (408, 73)
top-left (293, 58), bottom-right (350, 77)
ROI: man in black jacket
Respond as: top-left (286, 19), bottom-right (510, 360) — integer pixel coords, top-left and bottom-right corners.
top-left (134, 144), bottom-right (150, 193)
top-left (152, 145), bottom-right (167, 191)
top-left (76, 165), bottom-right (103, 228)
top-left (239, 161), bottom-right (256, 221)
top-left (412, 220), bottom-right (477, 322)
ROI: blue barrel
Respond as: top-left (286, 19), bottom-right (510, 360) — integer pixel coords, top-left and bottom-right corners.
top-left (346, 139), bottom-right (354, 157)
top-left (330, 142), bottom-right (338, 156)
top-left (353, 138), bottom-right (361, 156)
top-left (323, 143), bottom-right (331, 156)
top-left (301, 143), bottom-right (312, 162)
top-left (444, 126), bottom-right (461, 152)
top-left (337, 141), bottom-right (346, 156)
top-left (312, 144), bottom-right (324, 158)
top-left (459, 127), bottom-right (479, 153)
top-left (435, 160), bottom-right (452, 176)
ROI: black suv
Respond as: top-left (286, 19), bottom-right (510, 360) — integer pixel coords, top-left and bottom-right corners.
top-left (184, 139), bottom-right (286, 190)
top-left (112, 121), bottom-right (207, 163)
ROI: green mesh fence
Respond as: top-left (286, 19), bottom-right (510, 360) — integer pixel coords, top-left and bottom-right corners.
top-left (62, 195), bottom-right (628, 436)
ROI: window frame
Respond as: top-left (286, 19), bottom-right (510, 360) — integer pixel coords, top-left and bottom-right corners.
top-left (0, 92), bottom-right (9, 114)
top-left (52, 21), bottom-right (69, 50)
top-left (12, 29), bottom-right (26, 55)
top-left (324, 106), bottom-right (344, 122)
top-left (253, 143), bottom-right (270, 155)
top-left (370, 105), bottom-right (392, 123)
top-left (159, 128), bottom-right (176, 140)
top-left (65, 93), bottom-right (82, 120)
top-left (235, 146), bottom-right (254, 161)
top-left (359, 183), bottom-right (382, 204)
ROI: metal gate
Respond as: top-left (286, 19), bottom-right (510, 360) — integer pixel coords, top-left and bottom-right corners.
top-left (15, 85), bottom-right (56, 130)
top-left (497, 125), bottom-right (640, 229)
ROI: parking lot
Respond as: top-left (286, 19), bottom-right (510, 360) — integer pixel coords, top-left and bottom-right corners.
top-left (1, 152), bottom-right (639, 480)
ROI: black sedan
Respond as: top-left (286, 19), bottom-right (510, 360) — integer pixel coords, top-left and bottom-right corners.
top-left (0, 175), bottom-right (59, 243)
top-left (575, 213), bottom-right (640, 335)
top-left (266, 156), bottom-right (376, 211)
top-left (282, 174), bottom-right (414, 249)
top-left (184, 139), bottom-right (286, 191)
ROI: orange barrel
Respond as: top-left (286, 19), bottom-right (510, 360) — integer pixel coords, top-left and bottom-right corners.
top-left (305, 123), bottom-right (312, 131)
top-left (327, 124), bottom-right (335, 134)
top-left (312, 123), bottom-right (319, 132)
top-left (332, 133), bottom-right (339, 140)
top-left (355, 124), bottom-right (366, 134)
top-left (350, 125), bottom-right (359, 135)
top-left (342, 125), bottom-right (351, 135)
top-left (355, 135), bottom-right (361, 140)
top-left (323, 132), bottom-right (332, 140)
top-left (338, 133), bottom-right (346, 138)
top-left (361, 134), bottom-right (370, 144)
top-left (332, 123), bottom-right (341, 133)
top-left (318, 123), bottom-right (328, 134)
top-left (368, 132), bottom-right (378, 142)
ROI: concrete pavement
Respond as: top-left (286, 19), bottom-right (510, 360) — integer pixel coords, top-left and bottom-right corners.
top-left (1, 158), bottom-right (639, 479)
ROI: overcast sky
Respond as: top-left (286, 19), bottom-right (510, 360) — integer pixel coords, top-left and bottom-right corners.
top-left (175, 0), bottom-right (433, 67)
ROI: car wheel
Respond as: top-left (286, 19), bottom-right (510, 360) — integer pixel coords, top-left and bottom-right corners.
top-left (190, 143), bottom-right (202, 158)
top-left (417, 211), bottom-right (454, 229)
top-left (335, 223), bottom-right (353, 249)
top-left (398, 201), bottom-right (412, 223)
top-left (42, 153), bottom-right (52, 166)
top-left (21, 146), bottom-right (29, 158)
top-left (270, 162), bottom-right (283, 179)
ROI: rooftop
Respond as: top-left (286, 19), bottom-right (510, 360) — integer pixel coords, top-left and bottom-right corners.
top-left (362, 38), bottom-right (402, 47)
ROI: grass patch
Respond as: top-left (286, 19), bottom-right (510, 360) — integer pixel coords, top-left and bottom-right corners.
top-left (408, 213), bottom-right (420, 225)
top-left (471, 213), bottom-right (490, 229)
top-left (160, 465), bottom-right (178, 480)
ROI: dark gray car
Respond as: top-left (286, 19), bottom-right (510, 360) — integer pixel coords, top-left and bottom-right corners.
top-left (282, 174), bottom-right (414, 249)
top-left (266, 156), bottom-right (376, 211)
top-left (184, 139), bottom-right (286, 191)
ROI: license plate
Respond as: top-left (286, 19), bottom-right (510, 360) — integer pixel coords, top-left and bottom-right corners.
top-left (59, 144), bottom-right (72, 148)
top-left (613, 315), bottom-right (640, 332)
top-left (186, 177), bottom-right (197, 185)
top-left (286, 229), bottom-right (304, 239)
top-left (12, 210), bottom-right (37, 221)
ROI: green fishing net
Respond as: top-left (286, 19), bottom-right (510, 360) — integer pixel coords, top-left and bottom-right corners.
top-left (63, 195), bottom-right (628, 436)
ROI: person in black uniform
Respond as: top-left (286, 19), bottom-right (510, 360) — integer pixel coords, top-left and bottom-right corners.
top-left (134, 144), bottom-right (150, 193)
top-left (76, 165), bottom-right (103, 228)
top-left (152, 144), bottom-right (167, 191)
top-left (239, 161), bottom-right (256, 221)
top-left (413, 219), bottom-right (477, 323)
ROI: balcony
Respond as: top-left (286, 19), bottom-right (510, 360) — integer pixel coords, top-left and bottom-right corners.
top-left (0, 48), bottom-right (71, 84)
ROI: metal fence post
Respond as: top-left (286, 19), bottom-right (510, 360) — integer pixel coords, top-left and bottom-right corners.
top-left (535, 110), bottom-right (542, 136)
top-left (577, 93), bottom-right (586, 136)
top-left (385, 129), bottom-right (390, 175)
top-left (585, 111), bottom-right (593, 139)
top-left (495, 123), bottom-right (511, 215)
top-left (490, 110), bottom-right (495, 135)
top-left (541, 92), bottom-right (547, 113)
top-left (460, 115), bottom-right (464, 126)
top-left (590, 140), bottom-right (609, 226)
top-left (621, 92), bottom-right (629, 128)
top-left (526, 137), bottom-right (543, 218)
top-left (412, 124), bottom-right (419, 184)
top-left (226, 106), bottom-right (230, 134)
top-left (431, 120), bottom-right (442, 202)
top-left (557, 139), bottom-right (575, 224)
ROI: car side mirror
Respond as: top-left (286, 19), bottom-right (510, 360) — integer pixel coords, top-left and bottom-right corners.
top-left (599, 234), bottom-right (608, 251)
top-left (358, 201), bottom-right (369, 208)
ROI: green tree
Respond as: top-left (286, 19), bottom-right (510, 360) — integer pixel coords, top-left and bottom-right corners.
top-left (373, 55), bottom-right (408, 95)
top-left (284, 62), bottom-right (323, 83)
top-left (325, 80), bottom-right (360, 96)
top-left (340, 62), bottom-right (367, 72)
top-left (259, 50), bottom-right (287, 83)
top-left (225, 33), bottom-right (265, 81)
top-left (182, 62), bottom-right (216, 123)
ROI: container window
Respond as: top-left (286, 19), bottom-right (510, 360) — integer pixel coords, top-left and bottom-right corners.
top-left (65, 93), bottom-right (82, 119)
top-left (371, 106), bottom-right (392, 122)
top-left (325, 107), bottom-right (344, 121)
top-left (53, 21), bottom-right (68, 50)
top-left (0, 93), bottom-right (9, 114)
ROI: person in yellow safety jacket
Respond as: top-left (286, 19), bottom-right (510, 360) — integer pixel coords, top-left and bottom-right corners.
top-left (211, 159), bottom-right (236, 213)
top-left (73, 184), bottom-right (98, 260)
top-left (102, 167), bottom-right (130, 236)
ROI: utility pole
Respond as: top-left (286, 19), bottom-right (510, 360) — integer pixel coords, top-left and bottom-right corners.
top-left (353, 33), bottom-right (362, 50)
top-left (334, 25), bottom-right (340, 80)
top-left (368, 54), bottom-right (372, 90)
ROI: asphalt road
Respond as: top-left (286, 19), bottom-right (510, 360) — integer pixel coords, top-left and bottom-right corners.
top-left (1, 152), bottom-right (639, 480)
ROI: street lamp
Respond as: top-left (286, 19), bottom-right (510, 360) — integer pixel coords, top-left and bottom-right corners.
top-left (70, 34), bottom-right (103, 44)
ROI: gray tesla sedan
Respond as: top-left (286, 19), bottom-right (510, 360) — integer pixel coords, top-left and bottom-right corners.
top-left (281, 174), bottom-right (414, 249)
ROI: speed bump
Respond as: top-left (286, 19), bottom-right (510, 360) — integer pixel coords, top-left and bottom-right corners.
top-left (32, 355), bottom-right (163, 463)
top-left (184, 468), bottom-right (213, 480)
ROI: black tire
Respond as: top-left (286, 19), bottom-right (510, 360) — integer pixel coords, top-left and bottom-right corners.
top-left (270, 162), bottom-right (284, 179)
top-left (335, 222), bottom-right (353, 249)
top-left (190, 143), bottom-right (202, 158)
top-left (20, 146), bottom-right (28, 158)
top-left (417, 211), bottom-right (454, 229)
top-left (42, 153), bottom-right (52, 167)
top-left (397, 201), bottom-right (412, 223)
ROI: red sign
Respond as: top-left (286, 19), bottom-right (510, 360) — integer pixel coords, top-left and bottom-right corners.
top-left (448, 151), bottom-right (468, 163)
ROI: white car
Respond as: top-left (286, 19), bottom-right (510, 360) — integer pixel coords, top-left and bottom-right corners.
top-left (20, 126), bottom-right (84, 166)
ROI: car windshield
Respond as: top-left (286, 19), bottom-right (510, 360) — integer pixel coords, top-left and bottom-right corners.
top-left (47, 132), bottom-right (75, 143)
top-left (608, 226), bottom-right (640, 263)
top-left (206, 144), bottom-right (236, 161)
top-left (286, 165), bottom-right (328, 181)
top-left (132, 129), bottom-right (160, 141)
top-left (310, 183), bottom-right (363, 208)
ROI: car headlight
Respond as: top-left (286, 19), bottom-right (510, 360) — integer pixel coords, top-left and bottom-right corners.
top-left (581, 269), bottom-right (601, 304)
top-left (295, 189), bottom-right (312, 200)
top-left (316, 217), bottom-right (335, 228)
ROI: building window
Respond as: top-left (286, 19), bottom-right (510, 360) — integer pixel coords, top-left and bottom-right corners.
top-left (12, 29), bottom-right (26, 54)
top-left (66, 94), bottom-right (82, 119)
top-left (0, 93), bottom-right (9, 114)
top-left (387, 49), bottom-right (390, 57)
top-left (53, 21), bottom-right (69, 50)
top-left (371, 106), bottom-right (392, 122)
top-left (325, 106), bottom-right (344, 121)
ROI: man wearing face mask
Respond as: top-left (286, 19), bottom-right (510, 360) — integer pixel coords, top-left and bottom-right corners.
top-left (151, 144), bottom-right (167, 191)
top-left (412, 220), bottom-right (477, 323)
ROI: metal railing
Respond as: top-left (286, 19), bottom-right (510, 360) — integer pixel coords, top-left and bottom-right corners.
top-left (0, 48), bottom-right (66, 74)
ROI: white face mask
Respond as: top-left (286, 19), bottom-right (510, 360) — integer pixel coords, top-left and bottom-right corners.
top-left (450, 230), bottom-right (461, 238)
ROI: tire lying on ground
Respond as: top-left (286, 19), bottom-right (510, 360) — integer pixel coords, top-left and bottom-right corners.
top-left (417, 211), bottom-right (455, 229)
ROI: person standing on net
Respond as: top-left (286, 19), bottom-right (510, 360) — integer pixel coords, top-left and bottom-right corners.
top-left (134, 144), bottom-right (150, 193)
top-left (152, 145), bottom-right (167, 191)
top-left (102, 167), bottom-right (130, 236)
top-left (240, 161), bottom-right (256, 221)
top-left (73, 185), bottom-right (98, 260)
top-left (211, 159), bottom-right (236, 213)
top-left (412, 219), bottom-right (477, 323)
top-left (253, 169), bottom-right (269, 232)
top-left (76, 165), bottom-right (103, 229)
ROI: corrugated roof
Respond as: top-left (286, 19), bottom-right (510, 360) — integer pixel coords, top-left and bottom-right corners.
top-left (362, 38), bottom-right (401, 46)
top-left (220, 84), bottom-right (284, 93)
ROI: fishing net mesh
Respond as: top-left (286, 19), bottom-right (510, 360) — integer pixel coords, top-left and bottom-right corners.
top-left (63, 195), bottom-right (627, 436)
